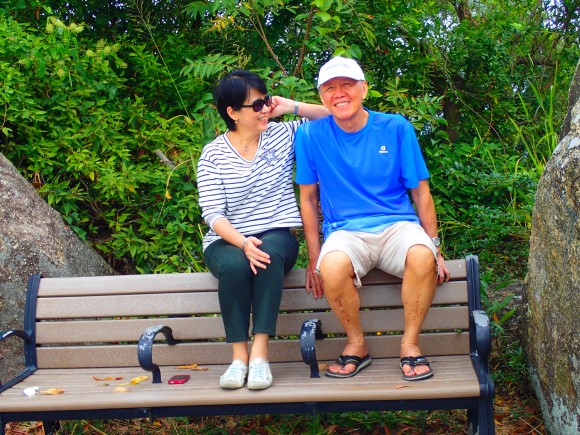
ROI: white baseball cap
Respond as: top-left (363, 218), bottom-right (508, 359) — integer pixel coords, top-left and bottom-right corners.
top-left (317, 56), bottom-right (365, 88)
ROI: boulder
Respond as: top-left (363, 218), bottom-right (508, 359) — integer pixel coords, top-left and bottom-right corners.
top-left (522, 60), bottom-right (580, 434)
top-left (0, 153), bottom-right (113, 381)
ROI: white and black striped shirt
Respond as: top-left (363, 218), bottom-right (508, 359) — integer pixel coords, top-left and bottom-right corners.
top-left (198, 120), bottom-right (305, 250)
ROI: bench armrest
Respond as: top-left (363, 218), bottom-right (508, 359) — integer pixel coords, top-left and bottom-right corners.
top-left (137, 325), bottom-right (181, 384)
top-left (300, 319), bottom-right (326, 378)
top-left (0, 329), bottom-right (36, 393)
top-left (471, 310), bottom-right (495, 398)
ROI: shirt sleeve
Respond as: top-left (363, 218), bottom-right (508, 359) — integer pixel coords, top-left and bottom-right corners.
top-left (196, 156), bottom-right (227, 230)
top-left (399, 119), bottom-right (429, 189)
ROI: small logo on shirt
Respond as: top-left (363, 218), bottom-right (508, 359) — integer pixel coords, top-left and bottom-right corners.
top-left (379, 145), bottom-right (389, 154)
top-left (260, 150), bottom-right (277, 164)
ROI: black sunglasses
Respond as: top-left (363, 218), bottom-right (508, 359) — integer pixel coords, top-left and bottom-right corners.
top-left (239, 95), bottom-right (272, 112)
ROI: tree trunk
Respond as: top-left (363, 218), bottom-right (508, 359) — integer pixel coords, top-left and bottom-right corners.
top-left (0, 153), bottom-right (113, 381)
top-left (522, 59), bottom-right (580, 434)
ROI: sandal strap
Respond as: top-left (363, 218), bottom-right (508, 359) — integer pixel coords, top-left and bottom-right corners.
top-left (400, 355), bottom-right (431, 368)
top-left (336, 354), bottom-right (363, 367)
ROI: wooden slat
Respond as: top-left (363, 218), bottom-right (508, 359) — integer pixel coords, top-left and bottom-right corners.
top-left (35, 333), bottom-right (469, 369)
top-left (280, 280), bottom-right (468, 311)
top-left (35, 306), bottom-right (469, 344)
top-left (0, 355), bottom-right (479, 414)
top-left (35, 280), bottom-right (469, 320)
top-left (36, 260), bottom-right (468, 297)
top-left (35, 292), bottom-right (222, 319)
top-left (38, 272), bottom-right (219, 297)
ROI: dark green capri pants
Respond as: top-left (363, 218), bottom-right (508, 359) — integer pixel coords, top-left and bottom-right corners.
top-left (204, 228), bottom-right (299, 343)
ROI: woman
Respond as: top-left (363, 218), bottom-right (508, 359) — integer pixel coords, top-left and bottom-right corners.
top-left (197, 70), bottom-right (329, 390)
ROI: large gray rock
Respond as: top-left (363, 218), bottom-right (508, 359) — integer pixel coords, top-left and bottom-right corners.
top-left (522, 61), bottom-right (580, 434)
top-left (561, 59), bottom-right (580, 140)
top-left (0, 153), bottom-right (113, 381)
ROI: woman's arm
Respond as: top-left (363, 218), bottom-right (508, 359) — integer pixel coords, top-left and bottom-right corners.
top-left (269, 96), bottom-right (329, 120)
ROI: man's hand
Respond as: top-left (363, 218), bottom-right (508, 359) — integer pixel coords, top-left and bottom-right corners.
top-left (437, 254), bottom-right (451, 285)
top-left (305, 260), bottom-right (324, 299)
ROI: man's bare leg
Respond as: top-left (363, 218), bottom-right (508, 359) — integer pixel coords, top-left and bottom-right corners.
top-left (400, 245), bottom-right (437, 378)
top-left (319, 251), bottom-right (368, 376)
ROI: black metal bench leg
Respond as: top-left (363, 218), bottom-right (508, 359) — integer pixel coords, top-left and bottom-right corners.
top-left (468, 399), bottom-right (495, 435)
top-left (43, 420), bottom-right (61, 435)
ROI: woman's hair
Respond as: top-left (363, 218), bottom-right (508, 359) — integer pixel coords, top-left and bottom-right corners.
top-left (214, 69), bottom-right (268, 131)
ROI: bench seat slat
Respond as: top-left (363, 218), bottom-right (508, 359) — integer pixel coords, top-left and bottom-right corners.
top-left (0, 356), bottom-right (479, 414)
top-left (35, 306), bottom-right (469, 344)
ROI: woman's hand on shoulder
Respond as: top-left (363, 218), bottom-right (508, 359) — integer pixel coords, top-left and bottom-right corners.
top-left (269, 96), bottom-right (295, 118)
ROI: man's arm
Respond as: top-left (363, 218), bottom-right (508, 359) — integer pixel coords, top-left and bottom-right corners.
top-left (410, 180), bottom-right (451, 284)
top-left (299, 183), bottom-right (325, 299)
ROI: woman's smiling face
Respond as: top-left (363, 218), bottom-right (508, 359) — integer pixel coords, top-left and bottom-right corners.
top-left (230, 88), bottom-right (271, 133)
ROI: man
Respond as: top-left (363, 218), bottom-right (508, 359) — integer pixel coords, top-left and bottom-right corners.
top-left (294, 56), bottom-right (451, 381)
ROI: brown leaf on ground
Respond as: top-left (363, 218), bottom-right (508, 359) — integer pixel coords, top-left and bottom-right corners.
top-left (394, 385), bottom-right (410, 389)
top-left (318, 363), bottom-right (329, 370)
top-left (92, 376), bottom-right (123, 381)
top-left (176, 363), bottom-right (209, 371)
top-left (119, 376), bottom-right (148, 385)
top-left (38, 388), bottom-right (64, 395)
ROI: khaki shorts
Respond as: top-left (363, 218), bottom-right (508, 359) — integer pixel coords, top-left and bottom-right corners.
top-left (316, 221), bottom-right (438, 287)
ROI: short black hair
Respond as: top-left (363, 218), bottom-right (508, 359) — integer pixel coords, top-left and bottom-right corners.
top-left (214, 69), bottom-right (268, 131)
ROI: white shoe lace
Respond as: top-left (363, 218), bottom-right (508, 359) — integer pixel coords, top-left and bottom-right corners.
top-left (224, 363), bottom-right (244, 378)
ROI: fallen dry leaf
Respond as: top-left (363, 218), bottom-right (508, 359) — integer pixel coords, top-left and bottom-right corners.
top-left (395, 384), bottom-right (410, 389)
top-left (93, 376), bottom-right (124, 381)
top-left (39, 388), bottom-right (65, 395)
top-left (176, 364), bottom-right (208, 371)
top-left (114, 386), bottom-right (129, 393)
top-left (119, 375), bottom-right (149, 386)
top-left (318, 363), bottom-right (329, 370)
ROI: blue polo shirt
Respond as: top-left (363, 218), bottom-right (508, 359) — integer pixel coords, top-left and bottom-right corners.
top-left (294, 110), bottom-right (429, 240)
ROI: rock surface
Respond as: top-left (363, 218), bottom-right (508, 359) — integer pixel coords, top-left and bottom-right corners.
top-left (0, 153), bottom-right (113, 381)
top-left (522, 59), bottom-right (580, 434)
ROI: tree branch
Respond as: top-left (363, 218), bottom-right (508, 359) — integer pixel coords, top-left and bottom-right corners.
top-left (293, 6), bottom-right (316, 77)
top-left (249, 14), bottom-right (288, 76)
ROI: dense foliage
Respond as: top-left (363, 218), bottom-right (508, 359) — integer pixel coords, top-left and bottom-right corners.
top-left (1, 0), bottom-right (578, 278)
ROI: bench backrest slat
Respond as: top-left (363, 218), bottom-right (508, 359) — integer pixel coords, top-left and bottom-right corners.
top-left (35, 280), bottom-right (469, 320)
top-left (35, 306), bottom-right (469, 344)
top-left (36, 260), bottom-right (468, 297)
top-left (35, 331), bottom-right (470, 368)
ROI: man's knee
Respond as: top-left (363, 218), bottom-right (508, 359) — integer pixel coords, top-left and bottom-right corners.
top-left (319, 251), bottom-right (354, 284)
top-left (405, 245), bottom-right (436, 275)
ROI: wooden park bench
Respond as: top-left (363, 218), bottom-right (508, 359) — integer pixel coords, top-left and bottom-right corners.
top-left (0, 255), bottom-right (494, 434)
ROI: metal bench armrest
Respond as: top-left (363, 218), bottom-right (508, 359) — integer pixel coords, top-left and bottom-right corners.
top-left (0, 329), bottom-right (36, 393)
top-left (137, 325), bottom-right (181, 384)
top-left (300, 319), bottom-right (326, 378)
top-left (471, 310), bottom-right (495, 399)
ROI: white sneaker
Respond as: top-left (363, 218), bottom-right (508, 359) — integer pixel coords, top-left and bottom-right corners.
top-left (247, 358), bottom-right (273, 390)
top-left (219, 360), bottom-right (248, 389)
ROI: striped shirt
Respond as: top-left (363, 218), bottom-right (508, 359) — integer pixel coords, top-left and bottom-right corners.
top-left (197, 120), bottom-right (306, 250)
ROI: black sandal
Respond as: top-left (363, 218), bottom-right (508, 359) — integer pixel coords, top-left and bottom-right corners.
top-left (325, 354), bottom-right (372, 378)
top-left (400, 355), bottom-right (434, 381)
